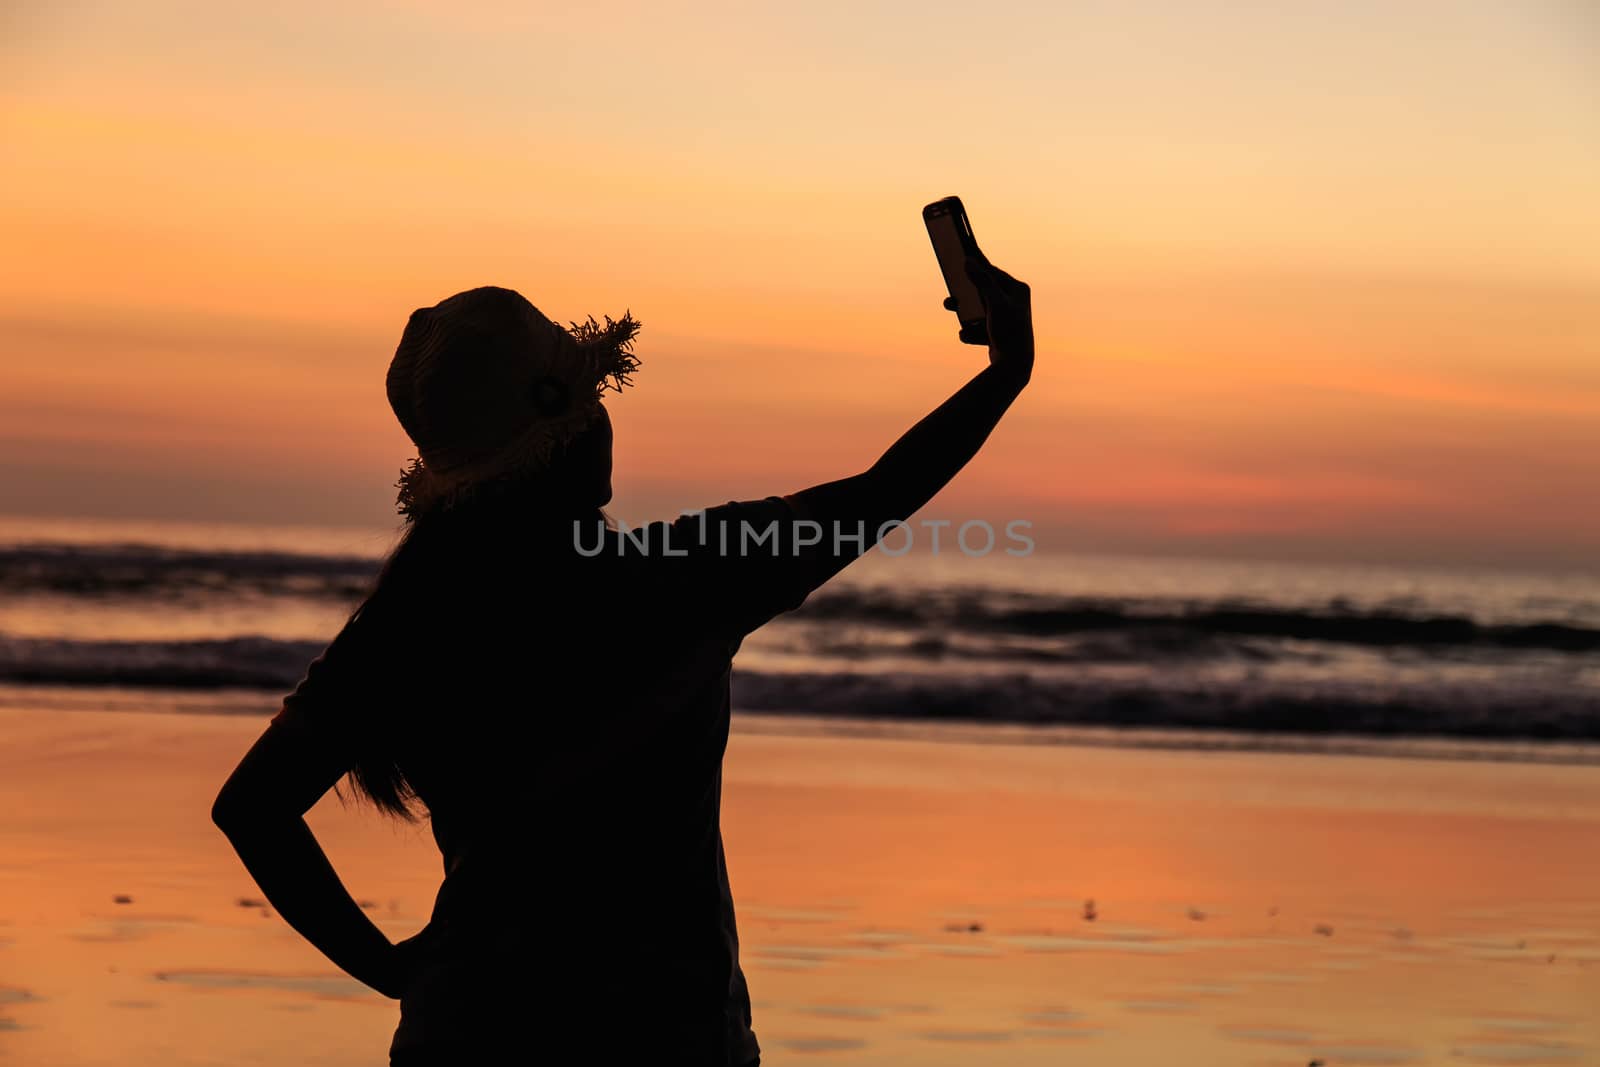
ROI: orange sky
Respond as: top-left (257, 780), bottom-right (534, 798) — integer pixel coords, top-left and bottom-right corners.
top-left (2, 1), bottom-right (1597, 567)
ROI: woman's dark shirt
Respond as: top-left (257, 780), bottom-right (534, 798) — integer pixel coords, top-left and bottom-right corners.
top-left (272, 497), bottom-right (817, 1065)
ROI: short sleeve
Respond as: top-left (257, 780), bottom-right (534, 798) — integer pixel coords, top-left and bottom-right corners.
top-left (271, 604), bottom-right (386, 755)
top-left (647, 496), bottom-right (822, 637)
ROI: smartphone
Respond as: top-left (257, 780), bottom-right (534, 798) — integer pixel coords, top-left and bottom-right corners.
top-left (923, 196), bottom-right (988, 345)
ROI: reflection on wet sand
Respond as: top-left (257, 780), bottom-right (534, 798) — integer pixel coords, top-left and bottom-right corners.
top-left (0, 708), bottom-right (1597, 1065)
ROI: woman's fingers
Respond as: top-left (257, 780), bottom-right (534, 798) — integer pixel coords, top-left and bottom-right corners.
top-left (964, 257), bottom-right (1010, 305)
top-left (966, 255), bottom-right (1028, 302)
top-left (994, 268), bottom-right (1029, 298)
top-left (963, 256), bottom-right (996, 297)
top-left (966, 255), bottom-right (1030, 295)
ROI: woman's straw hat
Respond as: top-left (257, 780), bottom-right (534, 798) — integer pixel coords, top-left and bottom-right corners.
top-left (386, 286), bottom-right (640, 519)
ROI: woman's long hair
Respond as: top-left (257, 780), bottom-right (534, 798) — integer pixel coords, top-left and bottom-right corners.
top-left (336, 486), bottom-right (610, 820)
top-left (334, 510), bottom-right (437, 820)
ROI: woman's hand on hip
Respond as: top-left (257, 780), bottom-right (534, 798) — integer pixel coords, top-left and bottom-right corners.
top-left (380, 926), bottom-right (434, 999)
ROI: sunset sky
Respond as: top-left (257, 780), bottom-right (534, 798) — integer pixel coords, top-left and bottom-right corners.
top-left (3, 0), bottom-right (1597, 567)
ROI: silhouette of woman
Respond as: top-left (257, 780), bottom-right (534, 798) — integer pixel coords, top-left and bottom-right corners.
top-left (212, 251), bottom-right (1033, 1065)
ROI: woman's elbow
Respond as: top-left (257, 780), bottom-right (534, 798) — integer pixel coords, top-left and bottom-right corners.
top-left (210, 781), bottom-right (262, 836)
top-left (210, 788), bottom-right (241, 834)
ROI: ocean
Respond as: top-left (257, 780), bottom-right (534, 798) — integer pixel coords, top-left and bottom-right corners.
top-left (2, 514), bottom-right (1597, 763)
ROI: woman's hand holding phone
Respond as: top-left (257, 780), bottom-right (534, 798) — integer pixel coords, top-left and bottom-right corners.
top-left (944, 253), bottom-right (1033, 387)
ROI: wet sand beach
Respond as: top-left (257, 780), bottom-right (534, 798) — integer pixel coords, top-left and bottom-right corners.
top-left (1, 705), bottom-right (1597, 1066)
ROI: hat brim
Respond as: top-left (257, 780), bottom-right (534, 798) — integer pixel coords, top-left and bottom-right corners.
top-left (395, 310), bottom-right (641, 520)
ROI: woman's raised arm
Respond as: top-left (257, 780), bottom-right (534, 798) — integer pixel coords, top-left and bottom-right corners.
top-left (782, 252), bottom-right (1034, 585)
top-left (630, 252), bottom-right (1034, 637)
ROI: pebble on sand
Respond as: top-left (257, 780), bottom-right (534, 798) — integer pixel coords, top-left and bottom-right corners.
top-left (112, 894), bottom-right (133, 905)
